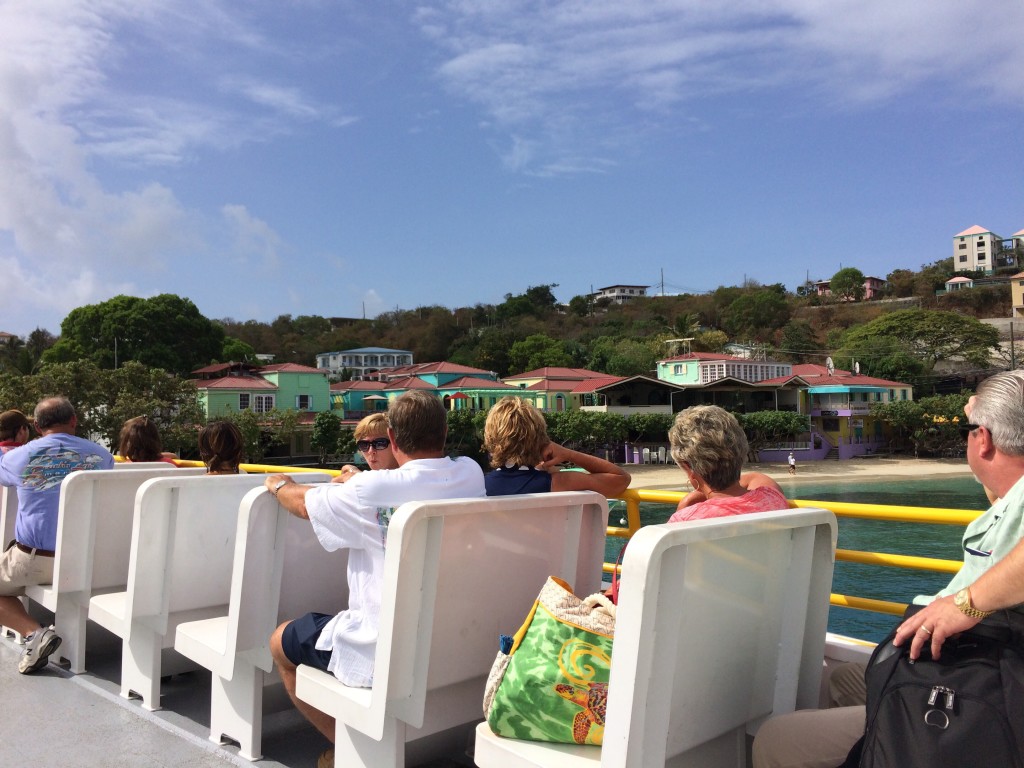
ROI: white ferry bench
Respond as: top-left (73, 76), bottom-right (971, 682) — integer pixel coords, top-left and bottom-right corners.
top-left (173, 481), bottom-right (350, 760)
top-left (292, 491), bottom-right (610, 768)
top-left (1, 485), bottom-right (22, 640)
top-left (86, 472), bottom-right (330, 713)
top-left (21, 466), bottom-right (206, 672)
top-left (474, 507), bottom-right (838, 768)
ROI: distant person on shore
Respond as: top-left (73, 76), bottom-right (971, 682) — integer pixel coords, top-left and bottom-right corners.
top-left (0, 397), bottom-right (114, 673)
top-left (117, 416), bottom-right (178, 464)
top-left (335, 413), bottom-right (398, 483)
top-left (482, 396), bottom-right (631, 497)
top-left (668, 405), bottom-right (788, 523)
top-left (0, 410), bottom-right (31, 453)
top-left (753, 369), bottom-right (1024, 768)
top-left (198, 420), bottom-right (244, 474)
top-left (788, 451), bottom-right (796, 475)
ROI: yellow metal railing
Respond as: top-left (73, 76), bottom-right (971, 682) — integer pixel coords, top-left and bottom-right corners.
top-left (151, 461), bottom-right (977, 620)
top-left (611, 489), bottom-right (980, 618)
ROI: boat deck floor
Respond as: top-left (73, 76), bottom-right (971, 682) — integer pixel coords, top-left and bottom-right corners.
top-left (0, 621), bottom-right (474, 768)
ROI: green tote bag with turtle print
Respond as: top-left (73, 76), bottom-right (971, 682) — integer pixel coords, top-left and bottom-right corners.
top-left (482, 576), bottom-right (615, 746)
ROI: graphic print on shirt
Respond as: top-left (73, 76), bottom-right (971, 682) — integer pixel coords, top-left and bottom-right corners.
top-left (376, 506), bottom-right (397, 545)
top-left (20, 446), bottom-right (106, 491)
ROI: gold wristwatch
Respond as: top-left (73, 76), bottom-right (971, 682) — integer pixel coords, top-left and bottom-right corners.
top-left (953, 587), bottom-right (993, 619)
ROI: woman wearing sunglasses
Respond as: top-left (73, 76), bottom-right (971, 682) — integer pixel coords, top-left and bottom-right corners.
top-left (336, 413), bottom-right (399, 482)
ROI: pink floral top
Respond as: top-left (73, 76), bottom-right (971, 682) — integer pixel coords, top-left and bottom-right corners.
top-left (668, 486), bottom-right (789, 523)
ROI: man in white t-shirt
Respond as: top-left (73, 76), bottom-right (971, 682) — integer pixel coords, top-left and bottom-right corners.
top-left (263, 390), bottom-right (485, 752)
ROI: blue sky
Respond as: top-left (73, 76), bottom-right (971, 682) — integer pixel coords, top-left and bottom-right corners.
top-left (2, 0), bottom-right (1023, 337)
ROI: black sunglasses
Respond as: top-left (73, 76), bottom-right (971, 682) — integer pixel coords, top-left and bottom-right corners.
top-left (357, 437), bottom-right (391, 452)
top-left (958, 423), bottom-right (982, 439)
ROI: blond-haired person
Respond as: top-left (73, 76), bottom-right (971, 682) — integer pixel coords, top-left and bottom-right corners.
top-left (483, 396), bottom-right (630, 497)
top-left (668, 405), bottom-right (787, 523)
top-left (335, 413), bottom-right (398, 483)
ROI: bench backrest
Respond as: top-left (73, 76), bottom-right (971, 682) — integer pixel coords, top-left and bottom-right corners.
top-left (602, 508), bottom-right (836, 767)
top-left (382, 491), bottom-right (609, 730)
top-left (1, 486), bottom-right (16, 546)
top-left (126, 473), bottom-right (331, 636)
top-left (53, 467), bottom-right (206, 594)
top-left (219, 485), bottom-right (352, 679)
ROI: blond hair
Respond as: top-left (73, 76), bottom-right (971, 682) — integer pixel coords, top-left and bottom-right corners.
top-left (484, 396), bottom-right (549, 468)
top-left (354, 413), bottom-right (389, 441)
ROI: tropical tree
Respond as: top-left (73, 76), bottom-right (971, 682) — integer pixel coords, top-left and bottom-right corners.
top-left (44, 294), bottom-right (225, 375)
top-left (738, 411), bottom-right (809, 458)
top-left (311, 411), bottom-right (343, 465)
top-left (837, 309), bottom-right (1000, 376)
top-left (508, 334), bottom-right (572, 374)
top-left (219, 408), bottom-right (300, 464)
top-left (829, 267), bottom-right (866, 302)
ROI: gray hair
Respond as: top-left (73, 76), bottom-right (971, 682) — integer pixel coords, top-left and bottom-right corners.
top-left (970, 370), bottom-right (1024, 457)
top-left (668, 405), bottom-right (748, 490)
top-left (34, 396), bottom-right (76, 430)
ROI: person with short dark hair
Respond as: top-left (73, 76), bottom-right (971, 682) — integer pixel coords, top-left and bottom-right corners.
top-left (263, 390), bottom-right (485, 763)
top-left (0, 396), bottom-right (114, 673)
top-left (0, 410), bottom-right (31, 453)
top-left (117, 416), bottom-right (177, 464)
top-left (482, 396), bottom-right (630, 497)
top-left (198, 420), bottom-right (244, 474)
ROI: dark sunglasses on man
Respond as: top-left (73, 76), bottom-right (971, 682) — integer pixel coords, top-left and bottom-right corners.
top-left (958, 423), bottom-right (982, 440)
top-left (357, 437), bottom-right (390, 452)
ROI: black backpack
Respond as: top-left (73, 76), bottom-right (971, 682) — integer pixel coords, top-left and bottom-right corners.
top-left (844, 605), bottom-right (1024, 768)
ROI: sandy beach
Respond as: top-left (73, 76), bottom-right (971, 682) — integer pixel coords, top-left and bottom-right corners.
top-left (626, 456), bottom-right (973, 491)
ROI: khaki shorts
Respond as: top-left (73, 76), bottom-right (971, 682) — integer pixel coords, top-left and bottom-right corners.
top-left (0, 541), bottom-right (54, 597)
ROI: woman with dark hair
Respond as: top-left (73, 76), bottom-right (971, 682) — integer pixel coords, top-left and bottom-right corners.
top-left (0, 410), bottom-right (31, 453)
top-left (117, 416), bottom-right (177, 464)
top-left (198, 420), bottom-right (244, 475)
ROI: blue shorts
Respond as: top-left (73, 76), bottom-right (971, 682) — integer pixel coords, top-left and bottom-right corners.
top-left (281, 612), bottom-right (333, 671)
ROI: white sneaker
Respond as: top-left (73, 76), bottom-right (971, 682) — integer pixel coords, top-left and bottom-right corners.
top-left (18, 625), bottom-right (61, 674)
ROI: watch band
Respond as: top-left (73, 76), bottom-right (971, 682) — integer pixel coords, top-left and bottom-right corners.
top-left (272, 479), bottom-right (289, 496)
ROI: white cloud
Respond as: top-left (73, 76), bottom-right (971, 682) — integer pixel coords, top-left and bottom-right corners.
top-left (221, 204), bottom-right (284, 269)
top-left (420, 0), bottom-right (1024, 173)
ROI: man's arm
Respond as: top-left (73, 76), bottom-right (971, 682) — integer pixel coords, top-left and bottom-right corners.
top-left (894, 538), bottom-right (1024, 660)
top-left (264, 474), bottom-right (313, 520)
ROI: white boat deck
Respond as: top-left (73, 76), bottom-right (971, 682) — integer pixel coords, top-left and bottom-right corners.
top-left (0, 628), bottom-right (472, 767)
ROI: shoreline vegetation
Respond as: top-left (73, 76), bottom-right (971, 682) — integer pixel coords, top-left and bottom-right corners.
top-left (626, 457), bottom-right (973, 492)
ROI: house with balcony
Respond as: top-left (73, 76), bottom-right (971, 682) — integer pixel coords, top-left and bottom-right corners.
top-left (763, 363), bottom-right (913, 460)
top-left (591, 284), bottom-right (648, 304)
top-left (315, 347), bottom-right (413, 380)
top-left (812, 275), bottom-right (886, 300)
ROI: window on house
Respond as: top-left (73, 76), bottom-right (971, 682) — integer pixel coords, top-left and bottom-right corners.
top-left (673, 364), bottom-right (683, 375)
top-left (254, 394), bottom-right (275, 413)
top-left (239, 393), bottom-right (250, 410)
top-left (296, 394), bottom-right (313, 409)
top-left (888, 389), bottom-right (895, 400)
top-left (901, 390), bottom-right (908, 400)
top-left (959, 243), bottom-right (967, 250)
top-left (979, 253), bottom-right (986, 260)
top-left (960, 255), bottom-right (968, 262)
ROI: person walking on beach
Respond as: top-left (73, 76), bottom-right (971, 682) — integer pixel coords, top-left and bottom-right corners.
top-left (788, 452), bottom-right (796, 475)
top-left (753, 369), bottom-right (1024, 768)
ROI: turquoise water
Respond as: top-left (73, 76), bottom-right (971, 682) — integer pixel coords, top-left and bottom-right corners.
top-left (612, 475), bottom-right (989, 643)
